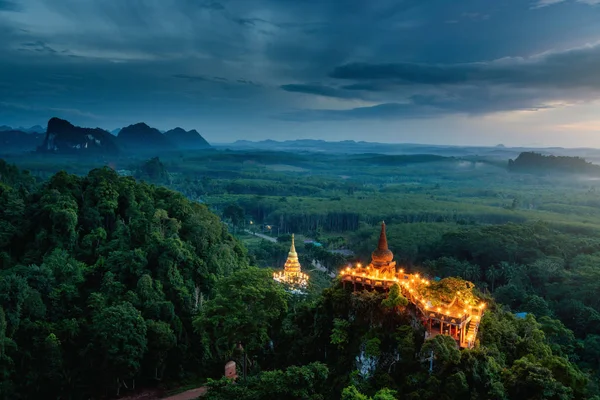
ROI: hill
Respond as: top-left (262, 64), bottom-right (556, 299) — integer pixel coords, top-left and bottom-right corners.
top-left (508, 151), bottom-right (600, 175)
top-left (164, 127), bottom-right (210, 149)
top-left (117, 122), bottom-right (177, 152)
top-left (0, 125), bottom-right (45, 134)
top-left (4, 118), bottom-right (213, 155)
top-left (37, 117), bottom-right (120, 155)
top-left (0, 163), bottom-right (248, 398)
top-left (0, 130), bottom-right (44, 153)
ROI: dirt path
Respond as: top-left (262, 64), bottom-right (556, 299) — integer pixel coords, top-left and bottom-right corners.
top-left (117, 386), bottom-right (207, 400)
top-left (161, 387), bottom-right (207, 400)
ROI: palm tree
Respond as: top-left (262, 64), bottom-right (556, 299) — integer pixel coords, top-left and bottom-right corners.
top-left (486, 266), bottom-right (502, 292)
top-left (466, 263), bottom-right (482, 282)
top-left (499, 261), bottom-right (514, 284)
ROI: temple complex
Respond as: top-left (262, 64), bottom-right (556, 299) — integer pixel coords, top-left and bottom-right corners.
top-left (340, 222), bottom-right (485, 349)
top-left (273, 234), bottom-right (309, 291)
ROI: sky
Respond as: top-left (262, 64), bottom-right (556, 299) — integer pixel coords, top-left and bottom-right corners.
top-left (2, 0), bottom-right (600, 146)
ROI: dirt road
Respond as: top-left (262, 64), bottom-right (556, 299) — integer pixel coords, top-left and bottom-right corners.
top-left (161, 387), bottom-right (207, 400)
top-left (244, 229), bottom-right (277, 243)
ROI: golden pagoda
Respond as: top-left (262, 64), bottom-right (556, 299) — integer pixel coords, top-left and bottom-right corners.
top-left (273, 234), bottom-right (309, 289)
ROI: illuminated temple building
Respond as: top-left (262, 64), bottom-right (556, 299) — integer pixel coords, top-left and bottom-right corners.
top-left (273, 234), bottom-right (309, 291)
top-left (340, 222), bottom-right (485, 349)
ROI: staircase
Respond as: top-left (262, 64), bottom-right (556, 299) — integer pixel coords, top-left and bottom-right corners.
top-left (462, 319), bottom-right (480, 349)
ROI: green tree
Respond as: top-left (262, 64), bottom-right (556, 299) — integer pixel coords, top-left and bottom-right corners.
top-left (194, 267), bottom-right (288, 359)
top-left (91, 302), bottom-right (148, 395)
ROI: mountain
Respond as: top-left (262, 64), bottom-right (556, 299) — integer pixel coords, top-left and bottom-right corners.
top-left (164, 127), bottom-right (210, 149)
top-left (3, 125), bottom-right (46, 134)
top-left (25, 125), bottom-right (45, 134)
top-left (508, 151), bottom-right (600, 175)
top-left (0, 130), bottom-right (44, 153)
top-left (110, 128), bottom-right (121, 136)
top-left (38, 117), bottom-right (119, 154)
top-left (117, 122), bottom-right (177, 152)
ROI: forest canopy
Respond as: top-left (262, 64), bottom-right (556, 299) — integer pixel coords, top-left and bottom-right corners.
top-left (0, 165), bottom-right (249, 399)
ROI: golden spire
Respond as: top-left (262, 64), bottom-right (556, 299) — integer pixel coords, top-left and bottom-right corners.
top-left (273, 233), bottom-right (308, 289)
top-left (289, 233), bottom-right (297, 256)
top-left (284, 233), bottom-right (301, 273)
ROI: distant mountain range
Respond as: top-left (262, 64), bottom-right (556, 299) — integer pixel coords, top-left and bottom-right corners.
top-left (0, 125), bottom-right (45, 134)
top-left (221, 139), bottom-right (600, 163)
top-left (0, 118), bottom-right (211, 155)
top-left (39, 118), bottom-right (120, 154)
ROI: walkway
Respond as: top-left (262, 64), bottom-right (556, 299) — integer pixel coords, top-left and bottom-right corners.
top-left (161, 387), bottom-right (207, 400)
top-left (340, 270), bottom-right (484, 349)
top-left (118, 386), bottom-right (207, 400)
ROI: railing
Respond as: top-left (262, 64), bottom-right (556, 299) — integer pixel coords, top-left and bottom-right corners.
top-left (341, 273), bottom-right (484, 349)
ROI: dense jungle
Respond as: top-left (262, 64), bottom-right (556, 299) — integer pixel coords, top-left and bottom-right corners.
top-left (1, 147), bottom-right (600, 400)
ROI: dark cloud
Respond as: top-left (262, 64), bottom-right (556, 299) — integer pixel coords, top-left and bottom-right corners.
top-left (200, 1), bottom-right (225, 11)
top-left (0, 0), bottom-right (20, 11)
top-left (278, 103), bottom-right (435, 122)
top-left (172, 74), bottom-right (211, 83)
top-left (277, 86), bottom-right (553, 122)
top-left (237, 79), bottom-right (260, 86)
top-left (2, 0), bottom-right (600, 143)
top-left (19, 40), bottom-right (58, 54)
top-left (280, 83), bottom-right (359, 99)
top-left (173, 74), bottom-right (262, 87)
top-left (341, 83), bottom-right (387, 91)
top-left (329, 42), bottom-right (600, 89)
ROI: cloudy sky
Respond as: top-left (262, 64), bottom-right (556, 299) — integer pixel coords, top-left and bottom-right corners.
top-left (2, 0), bottom-right (600, 146)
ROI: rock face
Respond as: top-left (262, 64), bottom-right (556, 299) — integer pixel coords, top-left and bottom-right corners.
top-left (38, 117), bottom-right (119, 154)
top-left (15, 118), bottom-right (211, 155)
top-left (0, 130), bottom-right (44, 153)
top-left (117, 123), bottom-right (176, 152)
top-left (164, 127), bottom-right (210, 149)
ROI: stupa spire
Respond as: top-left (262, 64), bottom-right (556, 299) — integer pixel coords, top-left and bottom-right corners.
top-left (290, 233), bottom-right (297, 255)
top-left (285, 233), bottom-right (300, 271)
top-left (371, 221), bottom-right (393, 264)
top-left (378, 221), bottom-right (388, 251)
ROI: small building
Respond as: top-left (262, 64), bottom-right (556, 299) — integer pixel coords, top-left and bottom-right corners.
top-left (515, 312), bottom-right (528, 319)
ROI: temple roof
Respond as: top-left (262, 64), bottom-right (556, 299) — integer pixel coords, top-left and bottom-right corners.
top-left (371, 221), bottom-right (394, 264)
